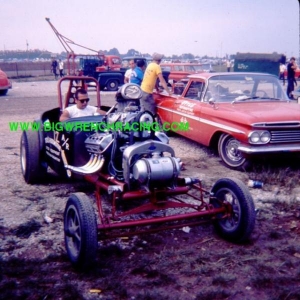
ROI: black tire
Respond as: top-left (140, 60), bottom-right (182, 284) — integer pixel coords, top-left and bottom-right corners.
top-left (218, 133), bottom-right (247, 169)
top-left (20, 130), bottom-right (47, 184)
top-left (210, 178), bottom-right (256, 242)
top-left (106, 80), bottom-right (118, 91)
top-left (64, 193), bottom-right (98, 270)
top-left (0, 89), bottom-right (8, 96)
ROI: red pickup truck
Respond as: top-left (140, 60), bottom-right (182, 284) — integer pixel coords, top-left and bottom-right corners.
top-left (284, 68), bottom-right (300, 79)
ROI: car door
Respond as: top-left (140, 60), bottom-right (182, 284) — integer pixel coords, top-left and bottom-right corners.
top-left (172, 80), bottom-right (205, 140)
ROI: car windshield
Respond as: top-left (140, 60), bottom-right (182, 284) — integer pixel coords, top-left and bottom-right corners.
top-left (196, 64), bottom-right (211, 71)
top-left (204, 74), bottom-right (289, 102)
top-left (121, 58), bottom-right (148, 69)
top-left (161, 66), bottom-right (171, 72)
top-left (184, 65), bottom-right (202, 72)
top-left (121, 59), bottom-right (130, 68)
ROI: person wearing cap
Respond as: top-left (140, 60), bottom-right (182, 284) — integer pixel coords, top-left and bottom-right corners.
top-left (140, 52), bottom-right (172, 115)
top-left (59, 88), bottom-right (105, 121)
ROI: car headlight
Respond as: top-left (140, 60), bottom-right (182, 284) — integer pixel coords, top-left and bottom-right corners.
top-left (260, 131), bottom-right (271, 143)
top-left (248, 131), bottom-right (271, 144)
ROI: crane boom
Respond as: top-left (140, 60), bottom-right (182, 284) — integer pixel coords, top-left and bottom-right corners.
top-left (45, 17), bottom-right (105, 75)
top-left (45, 17), bottom-right (99, 54)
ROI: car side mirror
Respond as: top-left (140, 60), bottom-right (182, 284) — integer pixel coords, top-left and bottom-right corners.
top-left (208, 98), bottom-right (215, 105)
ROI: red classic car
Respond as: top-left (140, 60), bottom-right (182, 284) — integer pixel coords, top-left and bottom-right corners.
top-left (160, 63), bottom-right (212, 84)
top-left (0, 69), bottom-right (12, 95)
top-left (284, 68), bottom-right (300, 79)
top-left (154, 72), bottom-right (300, 169)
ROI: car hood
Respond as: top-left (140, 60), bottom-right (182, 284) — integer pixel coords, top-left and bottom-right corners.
top-left (214, 101), bottom-right (300, 125)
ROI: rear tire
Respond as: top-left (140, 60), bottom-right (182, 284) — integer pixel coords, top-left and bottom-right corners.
top-left (20, 130), bottom-right (47, 184)
top-left (210, 178), bottom-right (255, 242)
top-left (64, 193), bottom-right (98, 270)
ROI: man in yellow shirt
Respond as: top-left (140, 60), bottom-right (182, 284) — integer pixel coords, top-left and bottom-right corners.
top-left (140, 52), bottom-right (171, 115)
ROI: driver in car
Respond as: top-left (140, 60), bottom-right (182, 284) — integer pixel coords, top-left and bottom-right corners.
top-left (59, 88), bottom-right (105, 121)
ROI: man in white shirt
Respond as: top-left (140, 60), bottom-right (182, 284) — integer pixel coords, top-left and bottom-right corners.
top-left (226, 59), bottom-right (231, 72)
top-left (59, 88), bottom-right (104, 121)
top-left (124, 60), bottom-right (136, 83)
top-left (279, 62), bottom-right (286, 86)
top-left (58, 59), bottom-right (64, 78)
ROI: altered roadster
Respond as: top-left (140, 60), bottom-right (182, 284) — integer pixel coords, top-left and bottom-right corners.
top-left (20, 76), bottom-right (255, 269)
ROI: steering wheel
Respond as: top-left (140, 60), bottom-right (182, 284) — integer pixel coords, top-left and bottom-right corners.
top-left (255, 90), bottom-right (268, 98)
top-left (243, 89), bottom-right (251, 96)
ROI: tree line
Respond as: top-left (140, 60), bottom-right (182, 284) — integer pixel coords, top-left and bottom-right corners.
top-left (0, 48), bottom-right (217, 61)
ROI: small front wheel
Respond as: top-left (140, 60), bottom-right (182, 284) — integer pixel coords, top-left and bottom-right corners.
top-left (210, 178), bottom-right (255, 242)
top-left (64, 193), bottom-right (98, 269)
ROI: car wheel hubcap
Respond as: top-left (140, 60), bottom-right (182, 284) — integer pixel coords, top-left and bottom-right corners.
top-left (226, 140), bottom-right (243, 162)
top-left (65, 207), bottom-right (81, 257)
top-left (20, 139), bottom-right (26, 174)
top-left (218, 188), bottom-right (241, 230)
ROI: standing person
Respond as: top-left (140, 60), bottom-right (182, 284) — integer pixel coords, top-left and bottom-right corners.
top-left (59, 89), bottom-right (105, 121)
top-left (287, 57), bottom-right (297, 99)
top-left (51, 59), bottom-right (58, 79)
top-left (58, 59), bottom-right (64, 78)
top-left (226, 59), bottom-right (231, 72)
top-left (130, 60), bottom-right (146, 86)
top-left (140, 52), bottom-right (171, 115)
top-left (279, 62), bottom-right (286, 86)
top-left (124, 60), bottom-right (136, 83)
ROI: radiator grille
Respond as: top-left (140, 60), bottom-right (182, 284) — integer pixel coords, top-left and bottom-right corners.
top-left (270, 130), bottom-right (300, 143)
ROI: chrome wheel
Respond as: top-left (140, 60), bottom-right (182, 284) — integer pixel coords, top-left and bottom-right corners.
top-left (218, 133), bottom-right (246, 169)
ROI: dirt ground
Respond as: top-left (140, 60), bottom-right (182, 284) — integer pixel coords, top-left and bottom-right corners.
top-left (0, 80), bottom-right (300, 300)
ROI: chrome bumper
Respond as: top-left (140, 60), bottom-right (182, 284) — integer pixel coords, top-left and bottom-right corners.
top-left (238, 143), bottom-right (300, 154)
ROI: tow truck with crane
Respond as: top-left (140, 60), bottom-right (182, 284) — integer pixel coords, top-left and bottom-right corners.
top-left (46, 18), bottom-right (125, 91)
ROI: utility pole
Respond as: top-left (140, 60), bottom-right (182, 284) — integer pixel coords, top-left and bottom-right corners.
top-left (26, 40), bottom-right (29, 60)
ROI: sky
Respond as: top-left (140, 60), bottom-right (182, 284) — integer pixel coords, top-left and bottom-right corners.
top-left (1, 0), bottom-right (299, 58)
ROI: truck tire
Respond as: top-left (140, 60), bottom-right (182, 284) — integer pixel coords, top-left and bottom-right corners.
top-left (106, 80), bottom-right (119, 91)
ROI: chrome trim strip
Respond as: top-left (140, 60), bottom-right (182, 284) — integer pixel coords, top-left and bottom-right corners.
top-left (238, 143), bottom-right (300, 154)
top-left (252, 121), bottom-right (300, 128)
top-left (157, 106), bottom-right (245, 134)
